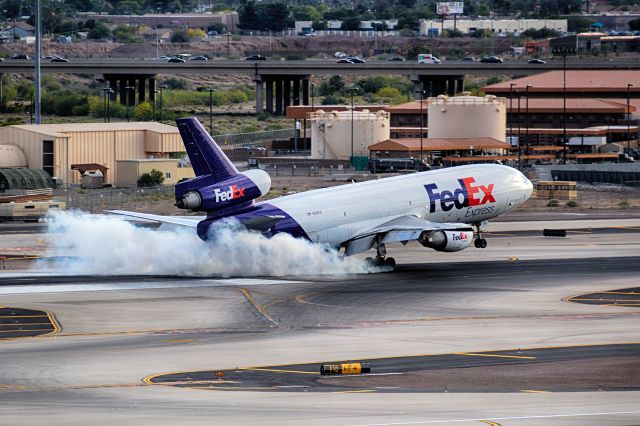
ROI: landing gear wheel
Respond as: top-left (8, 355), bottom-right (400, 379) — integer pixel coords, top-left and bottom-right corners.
top-left (384, 257), bottom-right (396, 268)
top-left (473, 222), bottom-right (488, 249)
top-left (364, 257), bottom-right (375, 266)
top-left (479, 238), bottom-right (487, 249)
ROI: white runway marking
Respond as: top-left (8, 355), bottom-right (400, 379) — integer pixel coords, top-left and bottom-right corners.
top-left (0, 278), bottom-right (305, 295)
top-left (349, 410), bottom-right (640, 425)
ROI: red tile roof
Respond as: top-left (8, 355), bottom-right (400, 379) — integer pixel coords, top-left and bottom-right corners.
top-left (483, 71), bottom-right (640, 93)
top-left (369, 137), bottom-right (510, 152)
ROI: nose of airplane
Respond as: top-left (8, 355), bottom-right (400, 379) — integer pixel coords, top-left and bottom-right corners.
top-left (514, 169), bottom-right (534, 199)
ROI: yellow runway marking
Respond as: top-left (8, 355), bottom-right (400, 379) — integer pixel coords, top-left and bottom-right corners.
top-left (479, 421), bottom-right (501, 426)
top-left (331, 389), bottom-right (377, 394)
top-left (0, 328), bottom-right (53, 333)
top-left (238, 288), bottom-right (279, 325)
top-left (238, 367), bottom-right (317, 375)
top-left (0, 315), bottom-right (48, 319)
top-left (520, 389), bottom-right (551, 394)
top-left (454, 352), bottom-right (536, 360)
top-left (600, 291), bottom-right (639, 295)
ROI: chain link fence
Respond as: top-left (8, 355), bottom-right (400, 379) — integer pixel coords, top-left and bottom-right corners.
top-left (61, 185), bottom-right (175, 213)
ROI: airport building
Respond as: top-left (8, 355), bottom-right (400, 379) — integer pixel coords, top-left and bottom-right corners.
top-left (419, 18), bottom-right (567, 36)
top-left (0, 122), bottom-right (190, 186)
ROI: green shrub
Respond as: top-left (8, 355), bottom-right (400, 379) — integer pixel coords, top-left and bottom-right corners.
top-left (547, 199), bottom-right (559, 207)
top-left (137, 169), bottom-right (165, 187)
top-left (619, 199), bottom-right (630, 209)
top-left (565, 200), bottom-right (579, 208)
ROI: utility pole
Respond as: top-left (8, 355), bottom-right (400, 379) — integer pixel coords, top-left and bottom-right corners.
top-left (34, 0), bottom-right (42, 124)
top-left (628, 83), bottom-right (634, 156)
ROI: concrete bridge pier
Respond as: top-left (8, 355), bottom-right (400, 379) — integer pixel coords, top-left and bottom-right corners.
top-left (412, 75), bottom-right (465, 98)
top-left (257, 75), bottom-right (311, 115)
top-left (101, 74), bottom-right (158, 106)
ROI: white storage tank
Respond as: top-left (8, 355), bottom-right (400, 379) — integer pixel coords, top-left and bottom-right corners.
top-left (0, 145), bottom-right (28, 168)
top-left (428, 95), bottom-right (506, 142)
top-left (310, 109), bottom-right (390, 160)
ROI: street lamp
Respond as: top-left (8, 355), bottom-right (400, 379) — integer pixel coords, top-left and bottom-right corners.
top-left (208, 88), bottom-right (215, 135)
top-left (125, 85), bottom-right (134, 122)
top-left (153, 89), bottom-right (159, 121)
top-left (553, 47), bottom-right (573, 164)
top-left (525, 84), bottom-right (532, 166)
top-left (349, 86), bottom-right (359, 165)
top-left (159, 84), bottom-right (167, 122)
top-left (627, 83), bottom-right (634, 156)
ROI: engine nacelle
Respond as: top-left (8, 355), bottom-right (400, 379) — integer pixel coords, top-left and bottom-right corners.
top-left (418, 230), bottom-right (474, 252)
top-left (175, 169), bottom-right (271, 212)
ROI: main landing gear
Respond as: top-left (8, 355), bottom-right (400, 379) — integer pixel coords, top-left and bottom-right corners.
top-left (365, 243), bottom-right (396, 268)
top-left (473, 222), bottom-right (487, 249)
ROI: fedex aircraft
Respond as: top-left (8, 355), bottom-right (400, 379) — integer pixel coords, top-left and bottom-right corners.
top-left (112, 118), bottom-right (533, 268)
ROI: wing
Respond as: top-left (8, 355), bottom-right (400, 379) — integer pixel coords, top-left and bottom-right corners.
top-left (344, 215), bottom-right (474, 256)
top-left (107, 210), bottom-right (285, 233)
top-left (107, 210), bottom-right (204, 228)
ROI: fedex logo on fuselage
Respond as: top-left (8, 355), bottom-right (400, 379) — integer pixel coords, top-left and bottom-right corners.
top-left (214, 185), bottom-right (245, 202)
top-left (424, 177), bottom-right (495, 213)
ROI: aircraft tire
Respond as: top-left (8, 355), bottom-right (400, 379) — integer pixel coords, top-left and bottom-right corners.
top-left (384, 257), bottom-right (396, 268)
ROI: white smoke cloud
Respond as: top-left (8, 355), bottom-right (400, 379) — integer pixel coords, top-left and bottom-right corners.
top-left (43, 211), bottom-right (378, 277)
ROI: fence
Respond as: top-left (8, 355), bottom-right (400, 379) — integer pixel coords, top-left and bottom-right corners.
top-left (213, 128), bottom-right (295, 147)
top-left (62, 185), bottom-right (175, 213)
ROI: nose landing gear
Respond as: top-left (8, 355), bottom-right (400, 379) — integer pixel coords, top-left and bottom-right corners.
top-left (473, 222), bottom-right (488, 249)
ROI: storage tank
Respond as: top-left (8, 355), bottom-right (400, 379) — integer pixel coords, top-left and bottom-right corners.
top-left (427, 95), bottom-right (506, 142)
top-left (0, 145), bottom-right (28, 168)
top-left (311, 109), bottom-right (390, 159)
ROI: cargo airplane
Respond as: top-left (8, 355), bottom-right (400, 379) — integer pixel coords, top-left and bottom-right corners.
top-left (111, 118), bottom-right (533, 267)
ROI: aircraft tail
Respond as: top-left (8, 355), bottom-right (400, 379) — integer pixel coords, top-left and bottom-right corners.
top-left (176, 117), bottom-right (238, 181)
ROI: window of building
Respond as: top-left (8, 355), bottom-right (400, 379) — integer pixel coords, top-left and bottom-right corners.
top-left (42, 140), bottom-right (54, 177)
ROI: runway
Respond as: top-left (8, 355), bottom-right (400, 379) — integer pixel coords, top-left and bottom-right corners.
top-left (0, 221), bottom-right (639, 425)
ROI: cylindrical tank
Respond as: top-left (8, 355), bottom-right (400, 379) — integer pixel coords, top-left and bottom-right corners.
top-left (427, 95), bottom-right (506, 142)
top-left (0, 145), bottom-right (28, 168)
top-left (310, 109), bottom-right (390, 160)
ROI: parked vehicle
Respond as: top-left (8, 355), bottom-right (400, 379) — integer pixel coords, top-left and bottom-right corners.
top-left (168, 58), bottom-right (186, 63)
top-left (245, 54), bottom-right (267, 60)
top-left (528, 58), bottom-right (546, 64)
top-left (368, 158), bottom-right (430, 173)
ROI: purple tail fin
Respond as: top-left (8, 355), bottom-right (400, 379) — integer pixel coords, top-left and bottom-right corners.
top-left (176, 117), bottom-right (238, 181)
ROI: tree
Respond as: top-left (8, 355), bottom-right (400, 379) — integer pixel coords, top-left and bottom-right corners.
top-left (629, 18), bottom-right (640, 31)
top-left (238, 0), bottom-right (259, 30)
top-left (137, 169), bottom-right (165, 187)
top-left (340, 16), bottom-right (361, 31)
top-left (88, 22), bottom-right (111, 39)
top-left (258, 2), bottom-right (291, 32)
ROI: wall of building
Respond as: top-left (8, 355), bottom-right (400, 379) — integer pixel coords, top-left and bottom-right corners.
top-left (428, 95), bottom-right (506, 142)
top-left (420, 19), bottom-right (567, 35)
top-left (310, 110), bottom-right (390, 160)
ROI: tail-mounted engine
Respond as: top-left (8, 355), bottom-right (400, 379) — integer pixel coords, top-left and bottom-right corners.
top-left (175, 169), bottom-right (271, 212)
top-left (418, 230), bottom-right (474, 252)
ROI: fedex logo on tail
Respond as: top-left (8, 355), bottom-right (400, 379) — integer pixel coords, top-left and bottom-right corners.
top-left (214, 185), bottom-right (245, 203)
top-left (424, 177), bottom-right (496, 213)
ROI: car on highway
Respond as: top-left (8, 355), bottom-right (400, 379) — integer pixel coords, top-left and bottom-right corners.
top-left (51, 57), bottom-right (69, 62)
top-left (528, 58), bottom-right (546, 64)
top-left (347, 57), bottom-right (366, 63)
top-left (336, 58), bottom-right (354, 63)
top-left (9, 54), bottom-right (30, 60)
top-left (417, 53), bottom-right (440, 64)
top-left (168, 57), bottom-right (186, 63)
top-left (245, 54), bottom-right (267, 61)
top-left (386, 57), bottom-right (406, 62)
top-left (190, 56), bottom-right (208, 61)
top-left (0, 58), bottom-right (3, 62)
top-left (480, 55), bottom-right (503, 63)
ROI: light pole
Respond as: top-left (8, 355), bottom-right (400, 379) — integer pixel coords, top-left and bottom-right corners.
top-left (125, 85), bottom-right (134, 122)
top-left (311, 83), bottom-right (315, 112)
top-left (553, 47), bottom-right (572, 163)
top-left (101, 87), bottom-right (111, 123)
top-left (420, 85), bottom-right (425, 165)
top-left (509, 83), bottom-right (515, 147)
top-left (349, 86), bottom-right (358, 165)
top-left (627, 83), bottom-right (634, 156)
top-left (517, 90), bottom-right (521, 168)
top-left (525, 84), bottom-right (531, 166)
top-left (153, 89), bottom-right (159, 121)
top-left (159, 84), bottom-right (167, 122)
top-left (208, 88), bottom-right (215, 135)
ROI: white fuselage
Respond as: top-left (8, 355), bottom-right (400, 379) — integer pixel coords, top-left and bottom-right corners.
top-left (262, 164), bottom-right (533, 246)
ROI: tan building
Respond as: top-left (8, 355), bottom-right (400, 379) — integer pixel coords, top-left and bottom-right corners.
top-left (116, 159), bottom-right (195, 188)
top-left (0, 122), bottom-right (187, 186)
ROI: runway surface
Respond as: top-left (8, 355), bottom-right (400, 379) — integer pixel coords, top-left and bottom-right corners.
top-left (0, 221), bottom-right (639, 425)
